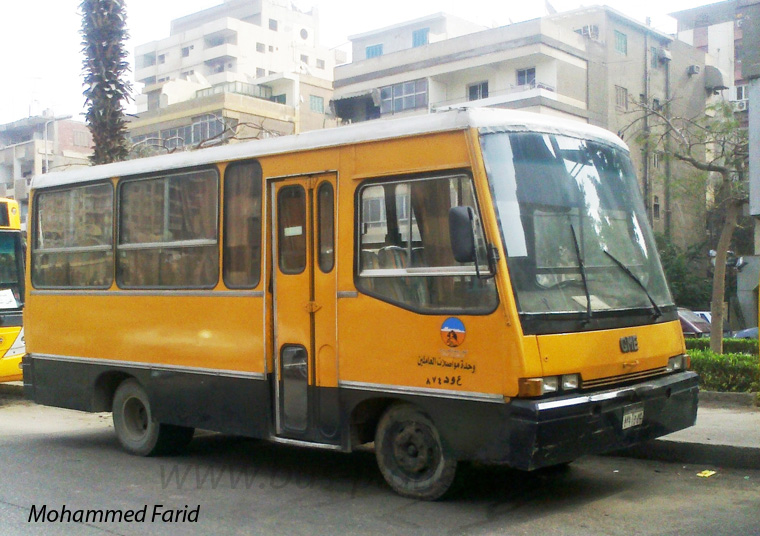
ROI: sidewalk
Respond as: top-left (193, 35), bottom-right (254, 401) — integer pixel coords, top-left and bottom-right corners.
top-left (615, 395), bottom-right (760, 470)
top-left (2, 381), bottom-right (758, 470)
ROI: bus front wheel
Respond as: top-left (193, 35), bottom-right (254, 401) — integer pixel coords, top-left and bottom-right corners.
top-left (375, 404), bottom-right (457, 500)
top-left (112, 379), bottom-right (194, 456)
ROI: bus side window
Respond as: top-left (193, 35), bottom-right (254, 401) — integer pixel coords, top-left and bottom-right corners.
top-left (223, 161), bottom-right (262, 288)
top-left (356, 174), bottom-right (497, 313)
top-left (317, 182), bottom-right (334, 273)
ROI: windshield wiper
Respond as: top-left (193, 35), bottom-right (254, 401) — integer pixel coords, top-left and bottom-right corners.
top-left (570, 225), bottom-right (592, 324)
top-left (603, 249), bottom-right (662, 319)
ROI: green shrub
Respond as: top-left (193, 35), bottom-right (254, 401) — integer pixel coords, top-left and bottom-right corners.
top-left (685, 337), bottom-right (758, 355)
top-left (689, 349), bottom-right (760, 392)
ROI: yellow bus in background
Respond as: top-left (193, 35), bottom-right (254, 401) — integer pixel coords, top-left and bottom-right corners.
top-left (0, 198), bottom-right (26, 382)
top-left (23, 109), bottom-right (697, 500)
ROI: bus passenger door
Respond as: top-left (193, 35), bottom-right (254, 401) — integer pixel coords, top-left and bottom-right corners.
top-left (271, 175), bottom-right (338, 443)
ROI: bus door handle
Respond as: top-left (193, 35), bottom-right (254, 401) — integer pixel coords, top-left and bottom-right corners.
top-left (304, 301), bottom-right (322, 313)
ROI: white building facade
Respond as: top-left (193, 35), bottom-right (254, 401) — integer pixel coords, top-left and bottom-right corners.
top-left (130, 0), bottom-right (344, 150)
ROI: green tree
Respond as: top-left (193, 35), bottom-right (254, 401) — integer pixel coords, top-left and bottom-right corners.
top-left (628, 101), bottom-right (748, 353)
top-left (80, 0), bottom-right (131, 164)
top-left (655, 234), bottom-right (710, 309)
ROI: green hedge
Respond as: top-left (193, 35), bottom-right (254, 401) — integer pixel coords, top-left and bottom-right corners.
top-left (688, 349), bottom-right (760, 393)
top-left (685, 337), bottom-right (758, 355)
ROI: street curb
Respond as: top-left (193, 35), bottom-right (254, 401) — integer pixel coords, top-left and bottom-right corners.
top-left (613, 439), bottom-right (760, 470)
top-left (699, 390), bottom-right (758, 408)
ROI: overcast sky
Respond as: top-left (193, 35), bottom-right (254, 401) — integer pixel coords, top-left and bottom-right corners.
top-left (0, 0), bottom-right (706, 125)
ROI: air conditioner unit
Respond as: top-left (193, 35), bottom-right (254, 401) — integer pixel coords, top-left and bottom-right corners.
top-left (659, 48), bottom-right (672, 62)
top-left (687, 64), bottom-right (701, 76)
top-left (733, 100), bottom-right (748, 112)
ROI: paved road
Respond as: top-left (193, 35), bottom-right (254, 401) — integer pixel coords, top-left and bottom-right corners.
top-left (1, 393), bottom-right (758, 536)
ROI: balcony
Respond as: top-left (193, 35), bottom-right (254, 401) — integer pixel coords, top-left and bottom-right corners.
top-left (432, 80), bottom-right (560, 111)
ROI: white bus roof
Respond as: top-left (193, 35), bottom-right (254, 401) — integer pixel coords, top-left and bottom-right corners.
top-left (33, 108), bottom-right (628, 190)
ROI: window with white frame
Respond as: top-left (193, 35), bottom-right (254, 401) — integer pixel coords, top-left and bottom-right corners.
top-left (468, 81), bottom-right (489, 101)
top-left (310, 95), bottom-right (324, 114)
top-left (615, 86), bottom-right (628, 109)
top-left (379, 79), bottom-right (428, 114)
top-left (412, 28), bottom-right (429, 47)
top-left (366, 44), bottom-right (383, 59)
top-left (615, 30), bottom-right (628, 55)
top-left (517, 68), bottom-right (536, 87)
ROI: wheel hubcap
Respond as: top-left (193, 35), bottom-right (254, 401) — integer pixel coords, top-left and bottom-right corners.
top-left (392, 424), bottom-right (434, 475)
top-left (123, 397), bottom-right (149, 439)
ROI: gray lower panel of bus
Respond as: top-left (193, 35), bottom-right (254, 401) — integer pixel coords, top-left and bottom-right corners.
top-left (22, 355), bottom-right (272, 438)
top-left (338, 371), bottom-right (699, 470)
top-left (23, 354), bottom-right (699, 470)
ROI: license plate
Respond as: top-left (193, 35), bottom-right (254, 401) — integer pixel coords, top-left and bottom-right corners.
top-left (622, 404), bottom-right (644, 430)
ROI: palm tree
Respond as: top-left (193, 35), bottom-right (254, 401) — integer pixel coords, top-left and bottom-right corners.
top-left (80, 0), bottom-right (132, 164)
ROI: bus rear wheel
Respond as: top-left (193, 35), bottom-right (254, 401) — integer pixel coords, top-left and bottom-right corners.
top-left (375, 404), bottom-right (457, 500)
top-left (112, 379), bottom-right (194, 456)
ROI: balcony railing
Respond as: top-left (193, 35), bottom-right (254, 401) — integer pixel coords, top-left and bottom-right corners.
top-left (432, 80), bottom-right (556, 110)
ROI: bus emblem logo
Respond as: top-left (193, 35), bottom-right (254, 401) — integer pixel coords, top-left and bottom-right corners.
top-left (620, 335), bottom-right (638, 353)
top-left (441, 318), bottom-right (466, 347)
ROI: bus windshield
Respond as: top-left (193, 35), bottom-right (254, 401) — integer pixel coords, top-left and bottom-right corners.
top-left (0, 231), bottom-right (24, 308)
top-left (481, 131), bottom-right (673, 334)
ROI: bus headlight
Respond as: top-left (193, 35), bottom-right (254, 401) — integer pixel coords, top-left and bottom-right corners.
top-left (519, 374), bottom-right (581, 397)
top-left (562, 374), bottom-right (580, 390)
top-left (666, 355), bottom-right (688, 373)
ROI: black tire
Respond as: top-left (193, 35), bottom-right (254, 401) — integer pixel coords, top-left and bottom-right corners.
top-left (112, 379), bottom-right (194, 456)
top-left (375, 404), bottom-right (457, 500)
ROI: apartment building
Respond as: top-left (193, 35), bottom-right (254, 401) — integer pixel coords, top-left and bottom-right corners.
top-left (0, 114), bottom-right (92, 221)
top-left (670, 0), bottom-right (749, 115)
top-left (333, 14), bottom-right (590, 123)
top-left (332, 7), bottom-right (720, 250)
top-left (130, 0), bottom-right (344, 151)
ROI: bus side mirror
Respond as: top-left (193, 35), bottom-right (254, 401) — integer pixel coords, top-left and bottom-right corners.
top-left (449, 206), bottom-right (476, 263)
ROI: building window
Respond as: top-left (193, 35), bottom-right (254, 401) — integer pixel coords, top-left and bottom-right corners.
top-left (736, 85), bottom-right (748, 100)
top-left (73, 130), bottom-right (89, 147)
top-left (158, 54), bottom-right (166, 64)
top-left (650, 46), bottom-right (658, 68)
top-left (652, 98), bottom-right (661, 111)
top-left (272, 94), bottom-right (286, 104)
top-left (310, 95), bottom-right (325, 114)
top-left (652, 152), bottom-right (660, 169)
top-left (269, 19), bottom-right (278, 31)
top-left (181, 45), bottom-right (194, 57)
top-left (516, 67), bottom-right (536, 87)
top-left (181, 70), bottom-right (195, 80)
top-left (300, 54), bottom-right (309, 65)
top-left (468, 81), bottom-right (489, 101)
top-left (256, 68), bottom-right (266, 78)
top-left (142, 53), bottom-right (156, 67)
top-left (365, 44), bottom-right (383, 59)
top-left (412, 28), bottom-right (429, 47)
top-left (316, 58), bottom-right (325, 69)
top-left (269, 45), bottom-right (274, 52)
top-left (614, 30), bottom-right (628, 55)
top-left (615, 85), bottom-right (628, 109)
top-left (653, 195), bottom-right (660, 219)
top-left (380, 79), bottom-right (428, 114)
top-left (256, 42), bottom-right (266, 53)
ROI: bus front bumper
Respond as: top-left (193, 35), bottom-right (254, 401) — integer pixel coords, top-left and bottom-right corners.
top-left (504, 371), bottom-right (699, 470)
